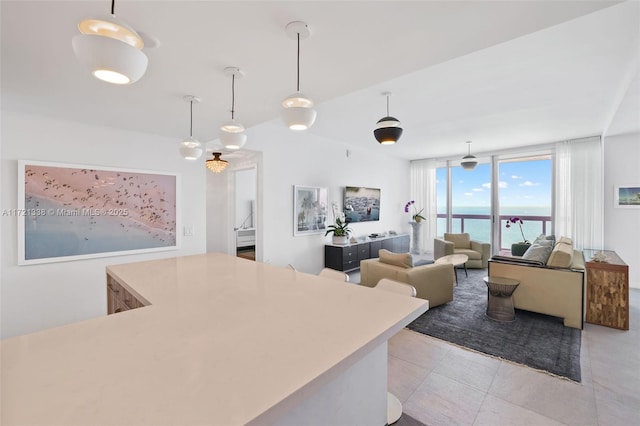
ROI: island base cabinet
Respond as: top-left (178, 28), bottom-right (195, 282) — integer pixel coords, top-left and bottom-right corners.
top-left (107, 274), bottom-right (147, 314)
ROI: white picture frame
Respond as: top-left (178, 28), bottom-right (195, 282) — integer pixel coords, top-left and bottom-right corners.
top-left (614, 185), bottom-right (640, 208)
top-left (17, 160), bottom-right (180, 265)
top-left (293, 185), bottom-right (328, 236)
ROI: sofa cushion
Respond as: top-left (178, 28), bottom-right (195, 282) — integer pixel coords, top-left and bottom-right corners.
top-left (547, 242), bottom-right (574, 268)
top-left (522, 243), bottom-right (553, 264)
top-left (445, 233), bottom-right (470, 249)
top-left (454, 248), bottom-right (482, 260)
top-left (557, 236), bottom-right (572, 245)
top-left (533, 234), bottom-right (556, 245)
top-left (379, 249), bottom-right (413, 268)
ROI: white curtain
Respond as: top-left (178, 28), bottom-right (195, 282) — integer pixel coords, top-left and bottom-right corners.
top-left (554, 136), bottom-right (603, 250)
top-left (410, 159), bottom-right (438, 254)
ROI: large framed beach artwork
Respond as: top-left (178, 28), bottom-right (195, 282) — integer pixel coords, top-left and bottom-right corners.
top-left (293, 185), bottom-right (328, 236)
top-left (614, 185), bottom-right (640, 208)
top-left (17, 160), bottom-right (179, 265)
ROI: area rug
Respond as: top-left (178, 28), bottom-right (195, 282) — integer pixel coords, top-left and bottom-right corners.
top-left (407, 268), bottom-right (582, 382)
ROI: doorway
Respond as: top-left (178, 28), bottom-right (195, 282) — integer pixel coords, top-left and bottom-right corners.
top-left (234, 167), bottom-right (257, 260)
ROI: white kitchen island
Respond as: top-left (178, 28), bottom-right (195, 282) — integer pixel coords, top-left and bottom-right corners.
top-left (1, 253), bottom-right (428, 425)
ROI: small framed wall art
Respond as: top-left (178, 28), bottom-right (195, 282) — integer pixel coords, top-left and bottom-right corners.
top-left (293, 185), bottom-right (328, 236)
top-left (614, 185), bottom-right (640, 208)
top-left (17, 160), bottom-right (180, 265)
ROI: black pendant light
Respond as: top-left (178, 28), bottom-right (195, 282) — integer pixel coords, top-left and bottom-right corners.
top-left (374, 92), bottom-right (403, 145)
top-left (461, 141), bottom-right (478, 170)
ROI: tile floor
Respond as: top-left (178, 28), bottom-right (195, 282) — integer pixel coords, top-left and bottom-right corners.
top-left (349, 269), bottom-right (640, 425)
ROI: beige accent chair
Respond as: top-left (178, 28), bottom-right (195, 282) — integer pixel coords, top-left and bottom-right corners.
top-left (318, 267), bottom-right (349, 282)
top-left (375, 278), bottom-right (417, 298)
top-left (434, 233), bottom-right (491, 269)
top-left (360, 250), bottom-right (454, 307)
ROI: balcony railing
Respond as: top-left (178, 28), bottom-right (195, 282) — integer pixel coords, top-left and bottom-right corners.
top-left (437, 213), bottom-right (552, 250)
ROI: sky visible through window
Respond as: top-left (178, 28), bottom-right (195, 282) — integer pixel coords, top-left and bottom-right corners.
top-left (436, 157), bottom-right (552, 245)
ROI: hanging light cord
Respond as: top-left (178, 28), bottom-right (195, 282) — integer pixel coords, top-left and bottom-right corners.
top-left (231, 73), bottom-right (236, 120)
top-left (296, 33), bottom-right (300, 92)
top-left (111, 0), bottom-right (115, 15)
top-left (189, 100), bottom-right (193, 137)
top-left (386, 95), bottom-right (390, 116)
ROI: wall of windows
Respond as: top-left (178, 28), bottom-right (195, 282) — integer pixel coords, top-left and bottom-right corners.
top-left (436, 152), bottom-right (552, 253)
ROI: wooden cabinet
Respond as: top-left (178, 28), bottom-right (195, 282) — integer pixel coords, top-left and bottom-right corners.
top-left (584, 250), bottom-right (629, 330)
top-left (325, 234), bottom-right (410, 272)
top-left (107, 274), bottom-right (147, 314)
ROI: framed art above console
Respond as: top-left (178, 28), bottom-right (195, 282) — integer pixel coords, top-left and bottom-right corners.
top-left (344, 186), bottom-right (380, 223)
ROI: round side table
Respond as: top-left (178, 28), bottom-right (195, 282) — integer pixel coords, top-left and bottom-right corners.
top-left (483, 276), bottom-right (520, 321)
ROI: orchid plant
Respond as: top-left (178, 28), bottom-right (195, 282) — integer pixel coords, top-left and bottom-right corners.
top-left (404, 200), bottom-right (425, 222)
top-left (506, 217), bottom-right (529, 244)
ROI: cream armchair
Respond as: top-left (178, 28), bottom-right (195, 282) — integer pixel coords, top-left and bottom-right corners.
top-left (434, 233), bottom-right (490, 269)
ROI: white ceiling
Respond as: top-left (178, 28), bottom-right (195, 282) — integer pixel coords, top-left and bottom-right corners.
top-left (2, 1), bottom-right (639, 161)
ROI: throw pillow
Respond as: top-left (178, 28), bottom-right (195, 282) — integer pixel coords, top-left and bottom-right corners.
top-left (522, 243), bottom-right (553, 264)
top-left (379, 249), bottom-right (413, 268)
top-left (547, 242), bottom-right (574, 268)
top-left (557, 236), bottom-right (573, 246)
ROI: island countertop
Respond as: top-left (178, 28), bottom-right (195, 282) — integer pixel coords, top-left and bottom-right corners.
top-left (1, 253), bottom-right (428, 425)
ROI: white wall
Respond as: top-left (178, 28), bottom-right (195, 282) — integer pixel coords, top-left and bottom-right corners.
top-left (603, 132), bottom-right (640, 288)
top-left (0, 111), bottom-right (207, 338)
top-left (216, 121), bottom-right (411, 274)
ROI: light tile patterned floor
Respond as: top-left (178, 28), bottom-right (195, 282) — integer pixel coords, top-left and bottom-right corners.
top-left (385, 289), bottom-right (640, 426)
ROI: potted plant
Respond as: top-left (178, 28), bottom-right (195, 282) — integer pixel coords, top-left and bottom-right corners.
top-left (506, 217), bottom-right (530, 256)
top-left (325, 217), bottom-right (352, 245)
top-left (404, 200), bottom-right (426, 223)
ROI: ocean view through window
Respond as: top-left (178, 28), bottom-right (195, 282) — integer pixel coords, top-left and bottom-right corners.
top-left (437, 155), bottom-right (552, 251)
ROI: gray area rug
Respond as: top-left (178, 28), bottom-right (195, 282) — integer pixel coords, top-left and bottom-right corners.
top-left (407, 268), bottom-right (582, 382)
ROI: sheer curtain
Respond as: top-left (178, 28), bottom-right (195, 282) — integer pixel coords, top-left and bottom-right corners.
top-left (554, 136), bottom-right (603, 250)
top-left (410, 159), bottom-right (437, 255)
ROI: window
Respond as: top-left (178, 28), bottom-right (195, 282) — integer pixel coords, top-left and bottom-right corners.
top-left (436, 152), bottom-right (553, 254)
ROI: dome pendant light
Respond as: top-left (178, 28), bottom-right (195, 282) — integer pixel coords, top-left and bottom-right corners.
top-left (374, 92), bottom-right (403, 145)
top-left (461, 141), bottom-right (479, 170)
top-left (206, 152), bottom-right (229, 173)
top-left (179, 95), bottom-right (204, 161)
top-left (72, 0), bottom-right (148, 84)
top-left (282, 21), bottom-right (317, 131)
top-left (220, 67), bottom-right (247, 150)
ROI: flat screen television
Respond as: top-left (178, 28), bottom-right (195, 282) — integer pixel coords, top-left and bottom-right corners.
top-left (344, 186), bottom-right (380, 223)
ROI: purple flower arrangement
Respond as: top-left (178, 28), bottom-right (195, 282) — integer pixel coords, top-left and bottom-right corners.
top-left (506, 217), bottom-right (528, 243)
top-left (404, 200), bottom-right (426, 222)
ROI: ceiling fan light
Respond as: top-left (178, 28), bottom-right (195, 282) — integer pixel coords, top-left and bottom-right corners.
top-left (220, 119), bottom-right (245, 133)
top-left (72, 34), bottom-right (148, 84)
top-left (206, 152), bottom-right (229, 173)
top-left (179, 137), bottom-right (203, 160)
top-left (282, 106), bottom-right (317, 130)
top-left (77, 15), bottom-right (144, 48)
top-left (221, 131), bottom-right (247, 150)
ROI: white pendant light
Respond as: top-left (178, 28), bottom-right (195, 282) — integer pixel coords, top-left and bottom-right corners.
top-left (461, 141), bottom-right (478, 170)
top-left (179, 95), bottom-right (203, 161)
top-left (220, 67), bottom-right (247, 150)
top-left (72, 0), bottom-right (148, 84)
top-left (282, 21), bottom-right (316, 131)
top-left (374, 92), bottom-right (403, 145)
